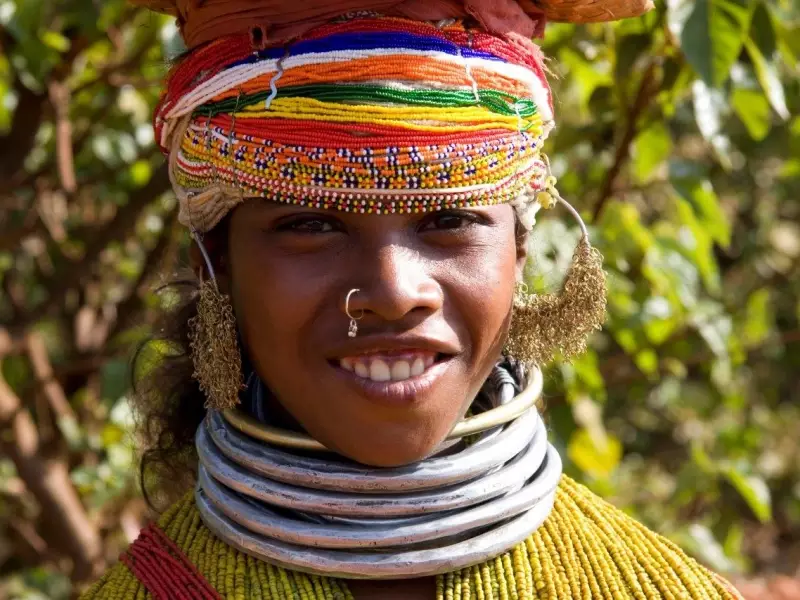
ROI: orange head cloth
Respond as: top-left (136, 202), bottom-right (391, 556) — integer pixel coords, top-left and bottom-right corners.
top-left (170, 0), bottom-right (547, 50)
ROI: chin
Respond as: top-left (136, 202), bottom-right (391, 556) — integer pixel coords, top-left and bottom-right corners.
top-left (319, 423), bottom-right (447, 467)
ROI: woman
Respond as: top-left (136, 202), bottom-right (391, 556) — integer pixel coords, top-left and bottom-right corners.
top-left (84, 1), bottom-right (744, 598)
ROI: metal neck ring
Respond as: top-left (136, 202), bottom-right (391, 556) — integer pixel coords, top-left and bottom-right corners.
top-left (221, 367), bottom-right (543, 452)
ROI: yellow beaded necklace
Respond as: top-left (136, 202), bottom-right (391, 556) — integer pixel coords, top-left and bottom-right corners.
top-left (82, 476), bottom-right (743, 600)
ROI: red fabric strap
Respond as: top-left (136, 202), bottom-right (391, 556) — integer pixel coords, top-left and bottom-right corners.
top-left (121, 523), bottom-right (222, 600)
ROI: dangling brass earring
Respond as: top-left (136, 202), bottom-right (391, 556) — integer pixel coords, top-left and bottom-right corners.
top-left (504, 164), bottom-right (608, 366)
top-left (187, 232), bottom-right (243, 410)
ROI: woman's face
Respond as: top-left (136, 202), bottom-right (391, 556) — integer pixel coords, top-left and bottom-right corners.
top-left (215, 202), bottom-right (525, 466)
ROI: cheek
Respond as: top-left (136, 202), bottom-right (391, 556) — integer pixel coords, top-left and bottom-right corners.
top-left (226, 227), bottom-right (330, 368)
top-left (442, 240), bottom-right (517, 358)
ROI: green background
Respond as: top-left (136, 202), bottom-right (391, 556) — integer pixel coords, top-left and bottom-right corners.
top-left (0, 0), bottom-right (798, 597)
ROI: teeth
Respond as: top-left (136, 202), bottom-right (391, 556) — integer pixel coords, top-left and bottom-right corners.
top-left (391, 361), bottom-right (411, 381)
top-left (340, 354), bottom-right (440, 382)
top-left (369, 359), bottom-right (392, 382)
top-left (354, 362), bottom-right (369, 378)
top-left (411, 358), bottom-right (425, 376)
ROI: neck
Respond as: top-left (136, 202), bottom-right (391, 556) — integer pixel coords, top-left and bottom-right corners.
top-left (193, 363), bottom-right (561, 580)
top-left (240, 368), bottom-right (305, 432)
top-left (348, 577), bottom-right (436, 600)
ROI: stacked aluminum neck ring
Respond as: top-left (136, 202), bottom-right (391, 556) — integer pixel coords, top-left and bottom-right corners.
top-left (194, 365), bottom-right (562, 579)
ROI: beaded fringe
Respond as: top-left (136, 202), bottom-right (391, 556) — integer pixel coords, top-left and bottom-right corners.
top-left (81, 476), bottom-right (743, 600)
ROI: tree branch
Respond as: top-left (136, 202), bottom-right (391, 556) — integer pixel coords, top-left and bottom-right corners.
top-left (0, 203), bottom-right (43, 253)
top-left (592, 60), bottom-right (660, 221)
top-left (48, 81), bottom-right (77, 193)
top-left (109, 209), bottom-right (180, 340)
top-left (7, 518), bottom-right (51, 567)
top-left (601, 328), bottom-right (800, 388)
top-left (0, 32), bottom-right (88, 180)
top-left (72, 25), bottom-right (159, 97)
top-left (26, 332), bottom-right (79, 424)
top-left (0, 79), bottom-right (47, 179)
top-left (0, 330), bottom-right (102, 582)
top-left (9, 165), bottom-right (171, 330)
top-left (1, 266), bottom-right (24, 321)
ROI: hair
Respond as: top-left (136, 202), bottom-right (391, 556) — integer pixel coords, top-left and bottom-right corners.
top-left (132, 278), bottom-right (206, 510)
top-left (131, 210), bottom-right (530, 511)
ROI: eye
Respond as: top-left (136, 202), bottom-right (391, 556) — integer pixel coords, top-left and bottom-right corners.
top-left (418, 210), bottom-right (483, 232)
top-left (275, 215), bottom-right (342, 233)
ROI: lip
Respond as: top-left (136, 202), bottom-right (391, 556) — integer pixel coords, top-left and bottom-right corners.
top-left (330, 354), bottom-right (456, 407)
top-left (326, 334), bottom-right (461, 360)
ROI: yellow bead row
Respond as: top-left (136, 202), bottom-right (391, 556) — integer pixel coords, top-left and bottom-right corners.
top-left (237, 98), bottom-right (541, 134)
top-left (185, 138), bottom-right (540, 188)
top-left (81, 477), bottom-right (743, 600)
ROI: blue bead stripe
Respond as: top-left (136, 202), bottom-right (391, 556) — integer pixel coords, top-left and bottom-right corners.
top-left (229, 31), bottom-right (505, 68)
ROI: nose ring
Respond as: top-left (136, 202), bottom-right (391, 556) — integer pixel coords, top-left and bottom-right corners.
top-left (345, 288), bottom-right (364, 338)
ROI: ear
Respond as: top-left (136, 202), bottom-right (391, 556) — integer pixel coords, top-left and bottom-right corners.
top-left (515, 231), bottom-right (529, 284)
top-left (510, 205), bottom-right (530, 283)
top-left (189, 231), bottom-right (232, 294)
top-left (188, 240), bottom-right (206, 279)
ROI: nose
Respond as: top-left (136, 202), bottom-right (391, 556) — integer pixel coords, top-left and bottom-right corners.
top-left (342, 244), bottom-right (443, 323)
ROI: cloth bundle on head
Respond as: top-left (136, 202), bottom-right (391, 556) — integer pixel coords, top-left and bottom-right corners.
top-left (137, 0), bottom-right (654, 50)
top-left (146, 0), bottom-right (651, 233)
top-left (166, 0), bottom-right (549, 51)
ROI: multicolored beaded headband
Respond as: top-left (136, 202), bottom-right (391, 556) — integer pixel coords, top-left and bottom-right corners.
top-left (156, 15), bottom-right (556, 232)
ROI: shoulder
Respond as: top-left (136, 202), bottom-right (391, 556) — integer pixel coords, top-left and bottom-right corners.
top-left (80, 490), bottom-right (353, 599)
top-left (533, 475), bottom-right (745, 599)
top-left (80, 492), bottom-right (205, 600)
top-left (80, 561), bottom-right (141, 600)
top-left (82, 479), bottom-right (745, 600)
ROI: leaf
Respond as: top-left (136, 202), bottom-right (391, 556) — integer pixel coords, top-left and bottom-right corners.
top-left (723, 524), bottom-right (747, 568)
top-left (687, 524), bottom-right (739, 573)
top-left (642, 296), bottom-right (678, 344)
top-left (743, 37), bottom-right (790, 120)
top-left (692, 80), bottom-right (733, 168)
top-left (741, 288), bottom-right (773, 346)
top-left (129, 160), bottom-right (152, 186)
top-left (672, 176), bottom-right (731, 247)
top-left (632, 122), bottom-right (673, 182)
top-left (776, 20), bottom-right (799, 67)
top-left (643, 240), bottom-right (702, 308)
top-left (567, 428), bottom-right (623, 478)
top-left (668, 0), bottom-right (753, 86)
top-left (567, 352), bottom-right (607, 402)
top-left (731, 87), bottom-right (772, 140)
top-left (667, 197), bottom-right (723, 295)
top-left (658, 60), bottom-right (696, 118)
top-left (691, 443), bottom-right (717, 473)
top-left (597, 201), bottom-right (655, 260)
top-left (749, 1), bottom-right (777, 57)
top-left (724, 469), bottom-right (773, 522)
top-left (40, 30), bottom-right (70, 52)
top-left (615, 34), bottom-right (652, 91)
top-left (101, 359), bottom-right (129, 404)
top-left (778, 153), bottom-right (800, 177)
top-left (101, 424), bottom-right (124, 447)
top-left (634, 349), bottom-right (659, 376)
top-left (559, 48), bottom-right (613, 116)
top-left (690, 299), bottom-right (732, 358)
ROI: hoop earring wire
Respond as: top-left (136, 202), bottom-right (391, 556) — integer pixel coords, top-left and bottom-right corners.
top-left (187, 231), bottom-right (244, 410)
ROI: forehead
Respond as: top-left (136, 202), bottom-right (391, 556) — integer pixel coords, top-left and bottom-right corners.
top-left (234, 197), bottom-right (518, 221)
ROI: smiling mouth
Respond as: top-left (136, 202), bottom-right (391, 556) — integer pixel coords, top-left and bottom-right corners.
top-left (336, 352), bottom-right (443, 383)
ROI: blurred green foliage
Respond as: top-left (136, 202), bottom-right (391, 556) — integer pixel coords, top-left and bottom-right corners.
top-left (0, 0), bottom-right (797, 597)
